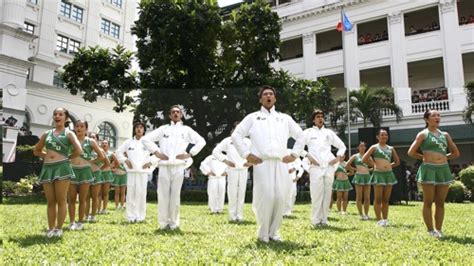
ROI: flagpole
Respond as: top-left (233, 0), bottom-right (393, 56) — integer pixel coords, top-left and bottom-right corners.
top-left (341, 5), bottom-right (352, 157)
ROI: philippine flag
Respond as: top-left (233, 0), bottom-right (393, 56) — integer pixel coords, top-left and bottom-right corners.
top-left (336, 11), bottom-right (353, 32)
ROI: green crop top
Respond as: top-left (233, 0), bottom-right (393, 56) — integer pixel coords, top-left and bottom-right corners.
top-left (80, 137), bottom-right (93, 161)
top-left (420, 129), bottom-right (447, 156)
top-left (373, 144), bottom-right (392, 162)
top-left (354, 153), bottom-right (368, 168)
top-left (44, 129), bottom-right (72, 157)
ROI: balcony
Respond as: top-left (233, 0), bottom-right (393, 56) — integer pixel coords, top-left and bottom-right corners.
top-left (412, 100), bottom-right (449, 114)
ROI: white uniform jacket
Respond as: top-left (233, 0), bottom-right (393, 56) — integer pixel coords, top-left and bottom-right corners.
top-left (212, 137), bottom-right (251, 170)
top-left (199, 155), bottom-right (228, 178)
top-left (143, 121), bottom-right (206, 166)
top-left (231, 106), bottom-right (302, 160)
top-left (115, 136), bottom-right (160, 173)
top-left (292, 126), bottom-right (346, 168)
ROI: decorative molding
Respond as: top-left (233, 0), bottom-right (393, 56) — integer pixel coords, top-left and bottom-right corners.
top-left (388, 12), bottom-right (402, 25)
top-left (37, 104), bottom-right (48, 114)
top-left (280, 0), bottom-right (367, 23)
top-left (303, 33), bottom-right (314, 45)
top-left (439, 1), bottom-right (455, 14)
top-left (122, 121), bottom-right (130, 129)
top-left (84, 114), bottom-right (93, 122)
top-left (6, 84), bottom-right (19, 96)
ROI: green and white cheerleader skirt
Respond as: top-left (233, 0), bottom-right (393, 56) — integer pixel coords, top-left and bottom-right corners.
top-left (102, 170), bottom-right (114, 183)
top-left (370, 170), bottom-right (398, 185)
top-left (333, 179), bottom-right (353, 191)
top-left (71, 165), bottom-right (94, 185)
top-left (113, 173), bottom-right (127, 187)
top-left (416, 163), bottom-right (453, 185)
top-left (39, 159), bottom-right (75, 184)
top-left (352, 173), bottom-right (371, 185)
top-left (92, 170), bottom-right (105, 185)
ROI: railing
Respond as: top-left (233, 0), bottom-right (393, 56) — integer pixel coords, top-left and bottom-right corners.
top-left (381, 108), bottom-right (395, 117)
top-left (411, 100), bottom-right (449, 114)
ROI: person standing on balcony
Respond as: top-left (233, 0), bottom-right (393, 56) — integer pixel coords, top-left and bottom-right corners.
top-left (292, 109), bottom-right (346, 227)
top-left (407, 110), bottom-right (460, 238)
top-left (143, 105), bottom-right (206, 230)
top-left (115, 121), bottom-right (161, 223)
top-left (33, 107), bottom-right (82, 238)
top-left (232, 85), bottom-right (303, 243)
top-left (68, 120), bottom-right (103, 231)
top-left (346, 142), bottom-right (372, 220)
top-left (362, 129), bottom-right (400, 227)
top-left (212, 122), bottom-right (252, 222)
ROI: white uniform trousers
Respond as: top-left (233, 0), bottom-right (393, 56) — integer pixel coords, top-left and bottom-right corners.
top-left (227, 168), bottom-right (248, 220)
top-left (253, 159), bottom-right (290, 239)
top-left (284, 177), bottom-right (297, 216)
top-left (207, 176), bottom-right (226, 213)
top-left (157, 165), bottom-right (185, 228)
top-left (126, 172), bottom-right (149, 221)
top-left (309, 166), bottom-right (337, 225)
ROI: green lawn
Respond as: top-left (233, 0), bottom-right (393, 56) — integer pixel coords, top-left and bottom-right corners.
top-left (1, 198), bottom-right (473, 264)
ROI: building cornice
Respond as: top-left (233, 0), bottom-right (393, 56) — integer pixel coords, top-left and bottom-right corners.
top-left (0, 24), bottom-right (37, 42)
top-left (280, 0), bottom-right (368, 23)
top-left (0, 54), bottom-right (35, 69)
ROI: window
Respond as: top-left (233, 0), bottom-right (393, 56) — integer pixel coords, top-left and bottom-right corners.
top-left (316, 30), bottom-right (342, 54)
top-left (101, 18), bottom-right (120, 39)
top-left (56, 35), bottom-right (81, 54)
top-left (24, 22), bottom-right (35, 34)
top-left (27, 0), bottom-right (38, 5)
top-left (404, 6), bottom-right (440, 36)
top-left (53, 71), bottom-right (64, 88)
top-left (59, 0), bottom-right (83, 23)
top-left (280, 37), bottom-right (303, 61)
top-left (109, 0), bottom-right (122, 8)
top-left (96, 122), bottom-right (117, 148)
top-left (357, 18), bottom-right (388, 46)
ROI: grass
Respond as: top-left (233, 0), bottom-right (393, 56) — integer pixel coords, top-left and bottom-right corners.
top-left (0, 198), bottom-right (473, 264)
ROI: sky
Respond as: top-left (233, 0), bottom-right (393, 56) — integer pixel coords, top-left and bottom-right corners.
top-left (218, 0), bottom-right (243, 7)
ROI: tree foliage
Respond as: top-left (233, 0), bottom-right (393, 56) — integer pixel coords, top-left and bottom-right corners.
top-left (62, 45), bottom-right (137, 112)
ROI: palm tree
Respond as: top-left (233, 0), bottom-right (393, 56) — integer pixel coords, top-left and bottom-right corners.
top-left (464, 81), bottom-right (474, 124)
top-left (344, 85), bottom-right (402, 128)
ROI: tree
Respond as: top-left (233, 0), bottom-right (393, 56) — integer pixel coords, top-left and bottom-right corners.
top-left (464, 81), bottom-right (474, 124)
top-left (62, 45), bottom-right (137, 112)
top-left (336, 85), bottom-right (403, 128)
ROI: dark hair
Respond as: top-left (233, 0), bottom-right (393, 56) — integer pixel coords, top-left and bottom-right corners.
top-left (311, 109), bottom-right (325, 121)
top-left (358, 141), bottom-right (366, 146)
top-left (376, 128), bottom-right (388, 136)
top-left (133, 121), bottom-right (146, 136)
top-left (54, 107), bottom-right (72, 127)
top-left (169, 105), bottom-right (182, 114)
top-left (258, 85), bottom-right (276, 98)
top-left (423, 109), bottom-right (435, 128)
top-left (89, 132), bottom-right (99, 141)
top-left (74, 120), bottom-right (88, 129)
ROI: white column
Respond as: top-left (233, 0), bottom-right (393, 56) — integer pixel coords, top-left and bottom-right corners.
top-left (1, 0), bottom-right (25, 28)
top-left (388, 11), bottom-right (412, 116)
top-left (439, 0), bottom-right (467, 111)
top-left (302, 33), bottom-right (316, 80)
top-left (342, 26), bottom-right (359, 90)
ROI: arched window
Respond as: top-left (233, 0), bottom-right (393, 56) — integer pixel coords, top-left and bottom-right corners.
top-left (96, 121), bottom-right (117, 148)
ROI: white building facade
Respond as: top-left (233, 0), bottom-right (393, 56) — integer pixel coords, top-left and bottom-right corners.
top-left (1, 0), bottom-right (136, 162)
top-left (272, 0), bottom-right (474, 165)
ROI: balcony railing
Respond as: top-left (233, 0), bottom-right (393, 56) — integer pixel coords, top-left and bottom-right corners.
top-left (411, 100), bottom-right (449, 114)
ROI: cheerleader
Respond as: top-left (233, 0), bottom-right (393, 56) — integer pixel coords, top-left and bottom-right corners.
top-left (408, 110), bottom-right (459, 237)
top-left (85, 133), bottom-right (109, 222)
top-left (112, 159), bottom-right (128, 210)
top-left (362, 129), bottom-right (400, 227)
top-left (33, 108), bottom-right (82, 238)
top-left (68, 120), bottom-right (103, 230)
top-left (346, 142), bottom-right (372, 220)
top-left (99, 140), bottom-right (116, 214)
top-left (333, 159), bottom-right (353, 214)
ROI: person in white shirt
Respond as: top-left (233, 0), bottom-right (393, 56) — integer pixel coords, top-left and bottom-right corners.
top-left (143, 105), bottom-right (206, 230)
top-left (232, 86), bottom-right (303, 243)
top-left (115, 121), bottom-right (162, 223)
top-left (212, 122), bottom-right (252, 222)
top-left (283, 149), bottom-right (304, 217)
top-left (292, 109), bottom-right (346, 227)
top-left (200, 154), bottom-right (228, 214)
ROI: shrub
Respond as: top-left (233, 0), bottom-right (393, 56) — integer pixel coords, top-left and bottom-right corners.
top-left (459, 166), bottom-right (474, 190)
top-left (3, 181), bottom-right (16, 196)
top-left (16, 145), bottom-right (36, 162)
top-left (446, 181), bottom-right (468, 203)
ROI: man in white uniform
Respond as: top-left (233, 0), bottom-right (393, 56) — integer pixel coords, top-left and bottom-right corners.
top-left (283, 150), bottom-right (304, 217)
top-left (115, 121), bottom-right (162, 223)
top-left (143, 105), bottom-right (206, 230)
top-left (200, 154), bottom-right (228, 214)
top-left (292, 109), bottom-right (346, 227)
top-left (232, 86), bottom-right (302, 242)
top-left (212, 122), bottom-right (252, 222)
